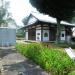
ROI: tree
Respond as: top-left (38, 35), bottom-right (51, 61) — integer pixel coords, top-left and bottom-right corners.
top-left (22, 16), bottom-right (30, 25)
top-left (29, 0), bottom-right (75, 42)
top-left (0, 0), bottom-right (16, 27)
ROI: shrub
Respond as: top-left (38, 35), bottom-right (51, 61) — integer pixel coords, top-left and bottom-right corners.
top-left (15, 43), bottom-right (75, 75)
top-left (68, 71), bottom-right (75, 75)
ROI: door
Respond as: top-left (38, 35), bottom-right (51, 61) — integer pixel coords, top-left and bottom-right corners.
top-left (28, 28), bottom-right (36, 40)
top-left (43, 30), bottom-right (49, 42)
top-left (49, 27), bottom-right (56, 41)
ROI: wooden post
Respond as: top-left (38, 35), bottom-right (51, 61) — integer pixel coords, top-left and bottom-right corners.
top-left (41, 24), bottom-right (43, 41)
top-left (49, 25), bottom-right (50, 41)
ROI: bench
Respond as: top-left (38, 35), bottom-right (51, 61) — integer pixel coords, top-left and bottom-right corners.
top-left (65, 47), bottom-right (75, 60)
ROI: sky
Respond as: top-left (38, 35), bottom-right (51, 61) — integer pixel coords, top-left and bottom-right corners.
top-left (7, 0), bottom-right (37, 26)
top-left (3, 0), bottom-right (75, 28)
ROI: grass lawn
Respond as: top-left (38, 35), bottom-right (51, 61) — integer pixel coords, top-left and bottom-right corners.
top-left (15, 43), bottom-right (75, 75)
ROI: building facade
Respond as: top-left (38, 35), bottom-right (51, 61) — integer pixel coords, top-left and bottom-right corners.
top-left (23, 12), bottom-right (75, 43)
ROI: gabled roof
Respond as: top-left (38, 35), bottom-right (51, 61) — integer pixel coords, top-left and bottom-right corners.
top-left (31, 12), bottom-right (57, 24)
top-left (24, 12), bottom-right (75, 27)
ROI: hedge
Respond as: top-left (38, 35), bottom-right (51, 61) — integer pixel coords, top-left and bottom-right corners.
top-left (15, 43), bottom-right (75, 75)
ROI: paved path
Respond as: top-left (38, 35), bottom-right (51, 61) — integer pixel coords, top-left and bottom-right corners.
top-left (0, 47), bottom-right (51, 75)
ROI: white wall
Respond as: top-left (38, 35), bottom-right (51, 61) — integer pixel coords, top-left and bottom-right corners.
top-left (60, 31), bottom-right (65, 41)
top-left (36, 30), bottom-right (41, 41)
top-left (43, 30), bottom-right (49, 42)
top-left (25, 31), bottom-right (28, 40)
top-left (66, 36), bottom-right (71, 43)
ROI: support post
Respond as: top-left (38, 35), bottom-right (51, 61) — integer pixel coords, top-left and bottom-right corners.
top-left (41, 24), bottom-right (43, 41)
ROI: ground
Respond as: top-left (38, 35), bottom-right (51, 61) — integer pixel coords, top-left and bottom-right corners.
top-left (0, 46), bottom-right (51, 75)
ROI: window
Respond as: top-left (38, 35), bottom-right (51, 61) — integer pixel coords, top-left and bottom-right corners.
top-left (62, 34), bottom-right (64, 37)
top-left (37, 33), bottom-right (40, 35)
top-left (44, 32), bottom-right (48, 37)
top-left (37, 37), bottom-right (39, 40)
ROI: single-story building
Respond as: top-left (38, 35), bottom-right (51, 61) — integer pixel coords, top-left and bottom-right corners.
top-left (23, 12), bottom-right (75, 43)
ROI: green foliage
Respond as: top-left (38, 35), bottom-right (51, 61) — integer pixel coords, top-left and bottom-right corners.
top-left (15, 43), bottom-right (75, 75)
top-left (16, 29), bottom-right (25, 38)
top-left (30, 0), bottom-right (75, 21)
top-left (42, 42), bottom-right (75, 49)
top-left (54, 43), bottom-right (75, 49)
top-left (0, 6), bottom-right (7, 25)
top-left (68, 71), bottom-right (75, 75)
top-left (0, 0), bottom-right (16, 26)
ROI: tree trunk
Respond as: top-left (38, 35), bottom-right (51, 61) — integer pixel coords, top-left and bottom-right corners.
top-left (56, 19), bottom-right (61, 43)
